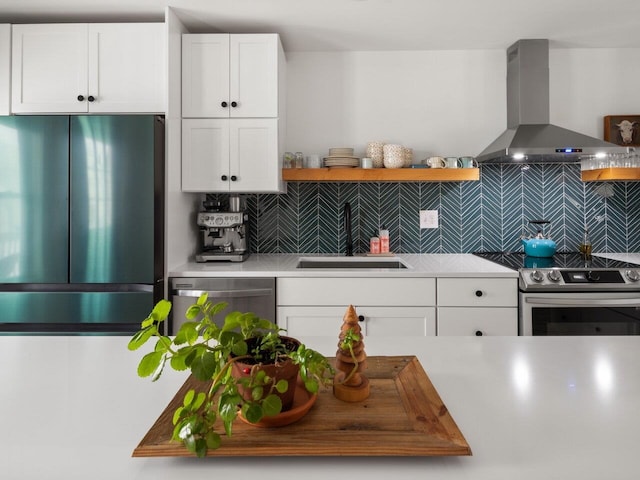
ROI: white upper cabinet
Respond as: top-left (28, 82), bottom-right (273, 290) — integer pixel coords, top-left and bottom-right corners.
top-left (11, 23), bottom-right (165, 114)
top-left (182, 118), bottom-right (283, 193)
top-left (182, 33), bottom-right (282, 118)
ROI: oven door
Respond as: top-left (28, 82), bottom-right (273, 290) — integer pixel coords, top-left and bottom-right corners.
top-left (520, 292), bottom-right (640, 335)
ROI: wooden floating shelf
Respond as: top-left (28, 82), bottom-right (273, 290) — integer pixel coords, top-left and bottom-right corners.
top-left (282, 167), bottom-right (480, 182)
top-left (581, 167), bottom-right (640, 182)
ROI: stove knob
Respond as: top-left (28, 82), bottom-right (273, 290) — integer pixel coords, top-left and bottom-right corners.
top-left (587, 270), bottom-right (600, 281)
top-left (548, 270), bottom-right (562, 282)
top-left (530, 270), bottom-right (544, 283)
top-left (626, 270), bottom-right (640, 282)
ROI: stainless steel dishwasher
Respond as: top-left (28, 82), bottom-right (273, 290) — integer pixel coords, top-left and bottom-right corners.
top-left (169, 278), bottom-right (276, 334)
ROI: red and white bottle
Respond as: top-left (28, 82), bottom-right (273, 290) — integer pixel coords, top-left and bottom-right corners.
top-left (369, 234), bottom-right (380, 254)
top-left (379, 225), bottom-right (389, 253)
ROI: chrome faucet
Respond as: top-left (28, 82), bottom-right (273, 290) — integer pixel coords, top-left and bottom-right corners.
top-left (344, 202), bottom-right (353, 256)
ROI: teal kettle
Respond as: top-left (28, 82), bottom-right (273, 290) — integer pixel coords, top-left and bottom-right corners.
top-left (521, 220), bottom-right (557, 258)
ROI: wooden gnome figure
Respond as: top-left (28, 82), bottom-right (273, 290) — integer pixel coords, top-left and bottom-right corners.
top-left (333, 305), bottom-right (370, 402)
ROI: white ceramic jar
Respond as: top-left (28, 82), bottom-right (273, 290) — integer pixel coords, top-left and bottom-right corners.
top-left (383, 144), bottom-right (404, 169)
top-left (366, 141), bottom-right (385, 168)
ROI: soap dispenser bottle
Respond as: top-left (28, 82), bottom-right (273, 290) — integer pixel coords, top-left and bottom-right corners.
top-left (379, 225), bottom-right (390, 253)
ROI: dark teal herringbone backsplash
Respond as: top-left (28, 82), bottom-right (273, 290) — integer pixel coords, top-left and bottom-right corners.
top-left (237, 164), bottom-right (640, 254)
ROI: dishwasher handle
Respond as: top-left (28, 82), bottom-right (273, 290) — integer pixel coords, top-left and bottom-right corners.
top-left (174, 288), bottom-right (273, 299)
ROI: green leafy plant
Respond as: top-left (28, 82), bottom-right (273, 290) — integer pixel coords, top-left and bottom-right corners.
top-left (128, 293), bottom-right (333, 457)
top-left (338, 327), bottom-right (361, 384)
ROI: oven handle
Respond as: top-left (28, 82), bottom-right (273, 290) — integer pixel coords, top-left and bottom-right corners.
top-left (524, 296), bottom-right (640, 307)
top-left (174, 289), bottom-right (273, 298)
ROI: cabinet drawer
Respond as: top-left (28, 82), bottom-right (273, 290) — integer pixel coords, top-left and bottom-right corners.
top-left (437, 307), bottom-right (517, 336)
top-left (437, 278), bottom-right (517, 307)
top-left (277, 277), bottom-right (436, 307)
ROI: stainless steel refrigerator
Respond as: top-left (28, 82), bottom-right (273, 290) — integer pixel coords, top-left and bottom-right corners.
top-left (0, 115), bottom-right (164, 334)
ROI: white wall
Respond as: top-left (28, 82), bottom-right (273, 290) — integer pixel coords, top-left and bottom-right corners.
top-left (286, 48), bottom-right (640, 161)
top-left (165, 7), bottom-right (200, 273)
top-left (550, 48), bottom-right (640, 138)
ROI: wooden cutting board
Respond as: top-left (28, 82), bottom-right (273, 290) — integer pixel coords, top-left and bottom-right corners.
top-left (133, 356), bottom-right (471, 457)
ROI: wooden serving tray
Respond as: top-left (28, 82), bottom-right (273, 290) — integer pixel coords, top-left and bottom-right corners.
top-left (133, 356), bottom-right (471, 457)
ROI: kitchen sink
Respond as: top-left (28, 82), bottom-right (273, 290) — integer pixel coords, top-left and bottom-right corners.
top-left (296, 257), bottom-right (408, 269)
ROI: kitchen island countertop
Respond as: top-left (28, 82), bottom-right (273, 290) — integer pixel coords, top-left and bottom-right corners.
top-left (3, 335), bottom-right (639, 479)
top-left (170, 253), bottom-right (518, 278)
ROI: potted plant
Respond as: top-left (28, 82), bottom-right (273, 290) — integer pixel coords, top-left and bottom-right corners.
top-left (128, 293), bottom-right (333, 457)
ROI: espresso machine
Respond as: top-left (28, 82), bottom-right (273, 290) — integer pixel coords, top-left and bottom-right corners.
top-left (195, 195), bottom-right (249, 262)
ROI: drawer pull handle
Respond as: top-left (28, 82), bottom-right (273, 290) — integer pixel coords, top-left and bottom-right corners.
top-left (475, 330), bottom-right (484, 336)
top-left (358, 315), bottom-right (365, 322)
top-left (475, 290), bottom-right (483, 297)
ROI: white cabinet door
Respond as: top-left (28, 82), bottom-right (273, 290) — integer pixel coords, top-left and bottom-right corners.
top-left (12, 23), bottom-right (164, 114)
top-left (182, 34), bottom-right (229, 117)
top-left (357, 307), bottom-right (436, 337)
top-left (229, 34), bottom-right (279, 118)
top-left (229, 118), bottom-right (280, 192)
top-left (12, 24), bottom-right (88, 113)
top-left (181, 33), bottom-right (280, 118)
top-left (278, 306), bottom-right (345, 337)
top-left (437, 307), bottom-right (517, 336)
top-left (278, 306), bottom-right (436, 338)
top-left (182, 118), bottom-right (229, 192)
top-left (437, 278), bottom-right (517, 307)
top-left (88, 23), bottom-right (164, 113)
top-left (182, 118), bottom-right (281, 192)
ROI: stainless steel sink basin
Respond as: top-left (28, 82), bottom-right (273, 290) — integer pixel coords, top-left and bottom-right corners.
top-left (296, 257), bottom-right (408, 269)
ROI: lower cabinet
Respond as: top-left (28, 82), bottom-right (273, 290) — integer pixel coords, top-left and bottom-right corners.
top-left (276, 275), bottom-right (518, 338)
top-left (276, 277), bottom-right (436, 338)
top-left (437, 307), bottom-right (517, 336)
top-left (436, 277), bottom-right (518, 336)
top-left (278, 306), bottom-right (436, 338)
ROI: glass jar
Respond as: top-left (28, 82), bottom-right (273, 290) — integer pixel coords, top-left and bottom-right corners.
top-left (283, 152), bottom-right (294, 168)
top-left (294, 152), bottom-right (304, 168)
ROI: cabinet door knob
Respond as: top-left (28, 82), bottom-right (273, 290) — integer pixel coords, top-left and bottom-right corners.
top-left (221, 101), bottom-right (228, 108)
top-left (475, 330), bottom-right (484, 336)
top-left (87, 95), bottom-right (95, 102)
top-left (77, 95), bottom-right (85, 101)
top-left (231, 101), bottom-right (238, 107)
top-left (230, 175), bottom-right (237, 181)
top-left (475, 290), bottom-right (483, 297)
top-left (358, 315), bottom-right (365, 322)
top-left (221, 175), bottom-right (228, 181)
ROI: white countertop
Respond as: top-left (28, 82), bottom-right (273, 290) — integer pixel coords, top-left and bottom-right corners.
top-left (170, 253), bottom-right (518, 278)
top-left (3, 335), bottom-right (640, 479)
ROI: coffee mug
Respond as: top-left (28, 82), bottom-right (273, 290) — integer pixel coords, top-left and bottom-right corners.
top-left (459, 156), bottom-right (478, 168)
top-left (445, 157), bottom-right (461, 168)
top-left (426, 156), bottom-right (446, 168)
top-left (307, 154), bottom-right (322, 168)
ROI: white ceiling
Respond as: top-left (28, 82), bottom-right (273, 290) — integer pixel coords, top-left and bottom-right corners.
top-left (3, 0), bottom-right (640, 52)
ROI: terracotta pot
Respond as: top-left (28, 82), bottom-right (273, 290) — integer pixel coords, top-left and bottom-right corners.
top-left (231, 336), bottom-right (301, 411)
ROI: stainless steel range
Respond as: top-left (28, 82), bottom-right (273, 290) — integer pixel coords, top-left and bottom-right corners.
top-left (474, 252), bottom-right (640, 336)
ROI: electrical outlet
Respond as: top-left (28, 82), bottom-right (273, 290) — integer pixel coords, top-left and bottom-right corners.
top-left (420, 210), bottom-right (438, 229)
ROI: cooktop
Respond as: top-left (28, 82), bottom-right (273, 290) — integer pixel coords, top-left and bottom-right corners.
top-left (473, 252), bottom-right (640, 271)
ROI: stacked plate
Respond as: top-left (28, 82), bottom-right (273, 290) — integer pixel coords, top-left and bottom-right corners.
top-left (324, 147), bottom-right (360, 168)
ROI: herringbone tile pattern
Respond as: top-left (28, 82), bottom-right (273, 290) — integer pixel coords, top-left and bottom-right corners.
top-left (225, 164), bottom-right (640, 254)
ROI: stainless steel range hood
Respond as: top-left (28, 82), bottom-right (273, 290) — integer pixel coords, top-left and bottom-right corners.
top-left (477, 39), bottom-right (631, 164)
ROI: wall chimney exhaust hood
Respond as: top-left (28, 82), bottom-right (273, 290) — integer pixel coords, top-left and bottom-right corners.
top-left (476, 39), bottom-right (631, 164)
